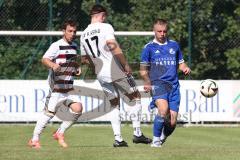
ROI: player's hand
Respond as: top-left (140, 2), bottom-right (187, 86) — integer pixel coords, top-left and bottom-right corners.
top-left (75, 67), bottom-right (81, 76)
top-left (183, 67), bottom-right (191, 75)
top-left (143, 81), bottom-right (152, 93)
top-left (52, 63), bottom-right (61, 72)
top-left (124, 64), bottom-right (132, 75)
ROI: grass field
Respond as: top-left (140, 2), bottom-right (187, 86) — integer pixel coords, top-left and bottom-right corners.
top-left (0, 124), bottom-right (240, 160)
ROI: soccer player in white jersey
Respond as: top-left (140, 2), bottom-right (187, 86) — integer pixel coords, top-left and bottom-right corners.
top-left (28, 20), bottom-right (83, 149)
top-left (140, 19), bottom-right (191, 147)
top-left (80, 4), bottom-right (152, 147)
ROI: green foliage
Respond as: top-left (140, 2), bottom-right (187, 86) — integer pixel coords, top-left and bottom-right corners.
top-left (187, 0), bottom-right (240, 79)
top-left (0, 37), bottom-right (49, 79)
top-left (117, 36), bottom-right (153, 77)
top-left (225, 48), bottom-right (240, 79)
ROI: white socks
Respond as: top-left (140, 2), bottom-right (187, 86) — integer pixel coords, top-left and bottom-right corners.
top-left (114, 134), bottom-right (123, 142)
top-left (129, 101), bottom-right (142, 137)
top-left (57, 110), bottom-right (81, 134)
top-left (110, 101), bottom-right (143, 140)
top-left (57, 121), bottom-right (74, 134)
top-left (32, 110), bottom-right (81, 141)
top-left (134, 127), bottom-right (142, 137)
top-left (110, 107), bottom-right (121, 140)
top-left (153, 136), bottom-right (160, 142)
top-left (32, 113), bottom-right (52, 141)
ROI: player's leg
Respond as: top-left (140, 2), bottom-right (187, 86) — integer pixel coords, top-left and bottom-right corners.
top-left (160, 110), bottom-right (177, 145)
top-left (126, 91), bottom-right (142, 137)
top-left (54, 95), bottom-right (83, 148)
top-left (56, 95), bottom-right (82, 134)
top-left (114, 76), bottom-right (152, 144)
top-left (28, 109), bottom-right (54, 149)
top-left (29, 92), bottom-right (60, 148)
top-left (129, 93), bottom-right (152, 144)
top-left (160, 88), bottom-right (180, 145)
top-left (99, 80), bottom-right (128, 147)
top-left (151, 98), bottom-right (169, 147)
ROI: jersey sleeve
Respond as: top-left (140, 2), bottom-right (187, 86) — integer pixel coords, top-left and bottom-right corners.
top-left (43, 42), bottom-right (59, 60)
top-left (80, 38), bottom-right (87, 56)
top-left (140, 45), bottom-right (151, 66)
top-left (104, 24), bottom-right (115, 41)
top-left (177, 43), bottom-right (184, 64)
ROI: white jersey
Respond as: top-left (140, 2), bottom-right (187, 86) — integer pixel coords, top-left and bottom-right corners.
top-left (43, 39), bottom-right (78, 92)
top-left (80, 22), bottom-right (126, 82)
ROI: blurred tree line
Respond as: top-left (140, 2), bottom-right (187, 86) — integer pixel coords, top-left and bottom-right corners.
top-left (0, 0), bottom-right (239, 79)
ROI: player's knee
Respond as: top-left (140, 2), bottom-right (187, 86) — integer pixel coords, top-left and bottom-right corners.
top-left (159, 112), bottom-right (167, 119)
top-left (70, 102), bottom-right (83, 114)
top-left (109, 98), bottom-right (120, 106)
top-left (157, 108), bottom-right (168, 118)
top-left (44, 108), bottom-right (55, 117)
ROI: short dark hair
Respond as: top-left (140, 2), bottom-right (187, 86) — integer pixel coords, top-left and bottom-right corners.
top-left (90, 4), bottom-right (107, 16)
top-left (62, 19), bottom-right (77, 30)
top-left (153, 18), bottom-right (168, 26)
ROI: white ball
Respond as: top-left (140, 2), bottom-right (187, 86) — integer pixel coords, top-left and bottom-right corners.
top-left (200, 79), bottom-right (218, 98)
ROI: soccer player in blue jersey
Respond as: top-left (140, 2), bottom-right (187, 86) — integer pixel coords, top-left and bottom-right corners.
top-left (140, 18), bottom-right (191, 147)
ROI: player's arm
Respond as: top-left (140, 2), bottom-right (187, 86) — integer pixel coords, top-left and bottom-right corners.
top-left (81, 55), bottom-right (91, 64)
top-left (139, 64), bottom-right (152, 92)
top-left (75, 67), bottom-right (81, 76)
top-left (179, 62), bottom-right (191, 75)
top-left (177, 44), bottom-right (191, 75)
top-left (81, 55), bottom-right (95, 70)
top-left (106, 39), bottom-right (132, 75)
top-left (41, 58), bottom-right (60, 72)
top-left (139, 46), bottom-right (152, 92)
top-left (74, 55), bottom-right (81, 76)
top-left (42, 43), bottom-right (60, 72)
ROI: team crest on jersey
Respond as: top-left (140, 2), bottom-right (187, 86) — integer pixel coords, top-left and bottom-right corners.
top-left (169, 48), bottom-right (175, 55)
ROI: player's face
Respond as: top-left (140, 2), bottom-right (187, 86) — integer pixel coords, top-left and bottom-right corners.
top-left (63, 25), bottom-right (77, 43)
top-left (153, 24), bottom-right (168, 43)
top-left (100, 12), bottom-right (107, 22)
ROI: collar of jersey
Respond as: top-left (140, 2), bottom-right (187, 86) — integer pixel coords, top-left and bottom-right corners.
top-left (153, 39), bottom-right (168, 45)
top-left (61, 38), bottom-right (73, 45)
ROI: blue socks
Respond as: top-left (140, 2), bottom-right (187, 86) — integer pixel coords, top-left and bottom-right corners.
top-left (153, 114), bottom-right (165, 137)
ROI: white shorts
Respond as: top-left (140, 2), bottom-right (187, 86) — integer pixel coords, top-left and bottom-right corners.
top-left (99, 75), bottom-right (138, 101)
top-left (45, 91), bottom-right (81, 113)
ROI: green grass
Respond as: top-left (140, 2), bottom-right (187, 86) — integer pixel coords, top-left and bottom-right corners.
top-left (0, 124), bottom-right (240, 160)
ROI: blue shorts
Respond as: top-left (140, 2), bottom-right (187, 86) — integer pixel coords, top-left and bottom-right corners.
top-left (150, 87), bottom-right (180, 112)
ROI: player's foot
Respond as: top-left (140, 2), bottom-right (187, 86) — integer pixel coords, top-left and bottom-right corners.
top-left (132, 134), bottom-right (152, 144)
top-left (160, 127), bottom-right (167, 146)
top-left (151, 141), bottom-right (161, 148)
top-left (28, 139), bottom-right (41, 149)
top-left (160, 138), bottom-right (166, 146)
top-left (53, 131), bottom-right (68, 148)
top-left (113, 140), bottom-right (128, 147)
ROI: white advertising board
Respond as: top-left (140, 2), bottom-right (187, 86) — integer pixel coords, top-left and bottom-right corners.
top-left (0, 80), bottom-right (239, 122)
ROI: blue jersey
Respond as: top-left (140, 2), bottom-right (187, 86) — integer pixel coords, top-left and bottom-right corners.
top-left (140, 39), bottom-right (184, 89)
